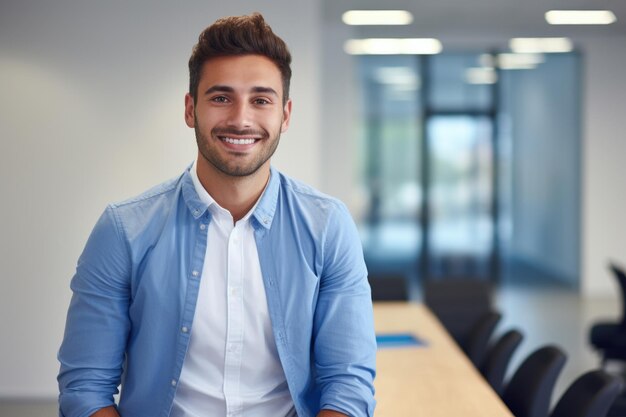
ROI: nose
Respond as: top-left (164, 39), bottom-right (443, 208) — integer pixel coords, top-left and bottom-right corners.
top-left (226, 101), bottom-right (252, 129)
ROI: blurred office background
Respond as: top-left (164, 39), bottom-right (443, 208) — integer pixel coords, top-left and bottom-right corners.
top-left (1, 0), bottom-right (626, 414)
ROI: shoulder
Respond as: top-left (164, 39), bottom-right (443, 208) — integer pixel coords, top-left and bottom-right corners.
top-left (276, 171), bottom-right (348, 215)
top-left (105, 172), bottom-right (187, 240)
top-left (272, 171), bottom-right (358, 246)
top-left (110, 174), bottom-right (182, 212)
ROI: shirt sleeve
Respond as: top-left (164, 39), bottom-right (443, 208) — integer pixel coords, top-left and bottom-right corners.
top-left (313, 201), bottom-right (377, 417)
top-left (57, 206), bottom-right (132, 417)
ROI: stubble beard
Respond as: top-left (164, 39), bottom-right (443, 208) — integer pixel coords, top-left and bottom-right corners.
top-left (194, 123), bottom-right (281, 178)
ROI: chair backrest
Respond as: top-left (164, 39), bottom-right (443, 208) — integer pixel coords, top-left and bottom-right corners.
top-left (368, 274), bottom-right (409, 301)
top-left (609, 263), bottom-right (626, 327)
top-left (463, 311), bottom-right (502, 367)
top-left (502, 345), bottom-right (567, 417)
top-left (550, 370), bottom-right (623, 417)
top-left (423, 279), bottom-right (494, 345)
top-left (480, 329), bottom-right (524, 395)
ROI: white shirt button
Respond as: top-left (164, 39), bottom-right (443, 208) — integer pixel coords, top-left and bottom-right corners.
top-left (171, 379), bottom-right (177, 386)
top-left (181, 326), bottom-right (189, 333)
top-left (199, 224), bottom-right (206, 230)
top-left (191, 270), bottom-right (199, 277)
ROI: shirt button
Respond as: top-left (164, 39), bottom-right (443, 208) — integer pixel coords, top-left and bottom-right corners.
top-left (193, 209), bottom-right (200, 216)
top-left (181, 326), bottom-right (189, 333)
top-left (199, 224), bottom-right (206, 230)
top-left (263, 218), bottom-right (269, 224)
top-left (191, 270), bottom-right (199, 277)
top-left (171, 379), bottom-right (177, 386)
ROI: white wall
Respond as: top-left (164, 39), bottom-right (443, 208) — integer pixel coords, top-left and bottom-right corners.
top-left (0, 0), bottom-right (320, 398)
top-left (579, 36), bottom-right (626, 296)
top-left (503, 53), bottom-right (581, 285)
top-left (320, 19), bottom-right (364, 217)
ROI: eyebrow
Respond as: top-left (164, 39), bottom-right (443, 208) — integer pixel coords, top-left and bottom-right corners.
top-left (204, 85), bottom-right (279, 97)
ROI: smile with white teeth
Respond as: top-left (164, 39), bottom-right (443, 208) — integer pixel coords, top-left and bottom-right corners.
top-left (221, 137), bottom-right (256, 145)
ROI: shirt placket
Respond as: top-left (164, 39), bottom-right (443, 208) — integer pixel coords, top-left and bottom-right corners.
top-left (224, 222), bottom-right (244, 417)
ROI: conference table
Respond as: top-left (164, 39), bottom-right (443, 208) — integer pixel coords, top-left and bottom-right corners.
top-left (373, 302), bottom-right (514, 416)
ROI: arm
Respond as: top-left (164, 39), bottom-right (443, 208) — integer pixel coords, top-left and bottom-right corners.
top-left (58, 207), bottom-right (132, 417)
top-left (91, 406), bottom-right (120, 417)
top-left (313, 202), bottom-right (377, 417)
top-left (318, 410), bottom-right (350, 417)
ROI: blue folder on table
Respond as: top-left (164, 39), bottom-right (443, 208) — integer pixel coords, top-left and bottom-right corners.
top-left (376, 333), bottom-right (427, 349)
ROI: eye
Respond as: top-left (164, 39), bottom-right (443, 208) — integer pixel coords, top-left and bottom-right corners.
top-left (254, 98), bottom-right (271, 105)
top-left (211, 96), bottom-right (229, 104)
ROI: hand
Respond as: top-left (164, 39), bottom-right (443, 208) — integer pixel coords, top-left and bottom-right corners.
top-left (317, 410), bottom-right (349, 417)
top-left (91, 406), bottom-right (120, 417)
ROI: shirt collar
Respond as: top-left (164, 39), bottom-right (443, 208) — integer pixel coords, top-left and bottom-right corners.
top-left (182, 159), bottom-right (278, 228)
top-left (252, 166), bottom-right (279, 230)
top-left (181, 163), bottom-right (207, 220)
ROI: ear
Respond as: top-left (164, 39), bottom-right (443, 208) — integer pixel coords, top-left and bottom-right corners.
top-left (184, 93), bottom-right (195, 128)
top-left (281, 99), bottom-right (292, 133)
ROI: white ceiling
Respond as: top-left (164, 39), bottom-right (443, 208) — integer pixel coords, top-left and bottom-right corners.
top-left (323, 0), bottom-right (626, 50)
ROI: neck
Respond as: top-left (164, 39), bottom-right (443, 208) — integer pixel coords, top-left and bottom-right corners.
top-left (195, 154), bottom-right (270, 223)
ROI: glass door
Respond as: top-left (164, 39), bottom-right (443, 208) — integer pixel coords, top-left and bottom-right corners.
top-left (425, 115), bottom-right (495, 279)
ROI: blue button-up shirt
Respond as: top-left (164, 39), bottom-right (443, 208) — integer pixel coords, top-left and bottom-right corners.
top-left (57, 166), bottom-right (377, 417)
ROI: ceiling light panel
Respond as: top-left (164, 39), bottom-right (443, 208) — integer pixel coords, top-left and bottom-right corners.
top-left (545, 10), bottom-right (616, 25)
top-left (510, 38), bottom-right (573, 53)
top-left (344, 38), bottom-right (443, 55)
top-left (342, 10), bottom-right (413, 25)
top-left (497, 53), bottom-right (544, 70)
top-left (465, 68), bottom-right (498, 85)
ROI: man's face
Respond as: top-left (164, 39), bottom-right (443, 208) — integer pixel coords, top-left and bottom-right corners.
top-left (185, 54), bottom-right (291, 178)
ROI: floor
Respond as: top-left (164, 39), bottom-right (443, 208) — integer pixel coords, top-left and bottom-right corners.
top-left (0, 276), bottom-right (620, 416)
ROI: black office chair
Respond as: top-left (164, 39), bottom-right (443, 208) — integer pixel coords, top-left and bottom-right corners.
top-left (608, 392), bottom-right (626, 417)
top-left (480, 329), bottom-right (524, 395)
top-left (368, 273), bottom-right (409, 301)
top-left (589, 263), bottom-right (626, 364)
top-left (502, 345), bottom-right (567, 417)
top-left (423, 279), bottom-right (495, 347)
top-left (551, 370), bottom-right (623, 417)
top-left (462, 311), bottom-right (502, 367)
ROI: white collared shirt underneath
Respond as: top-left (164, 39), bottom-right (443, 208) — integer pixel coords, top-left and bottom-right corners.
top-left (171, 162), bottom-right (295, 417)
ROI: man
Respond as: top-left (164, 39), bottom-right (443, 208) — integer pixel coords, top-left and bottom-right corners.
top-left (57, 12), bottom-right (376, 417)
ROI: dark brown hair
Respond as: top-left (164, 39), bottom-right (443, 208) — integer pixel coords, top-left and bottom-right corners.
top-left (188, 13), bottom-right (292, 104)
